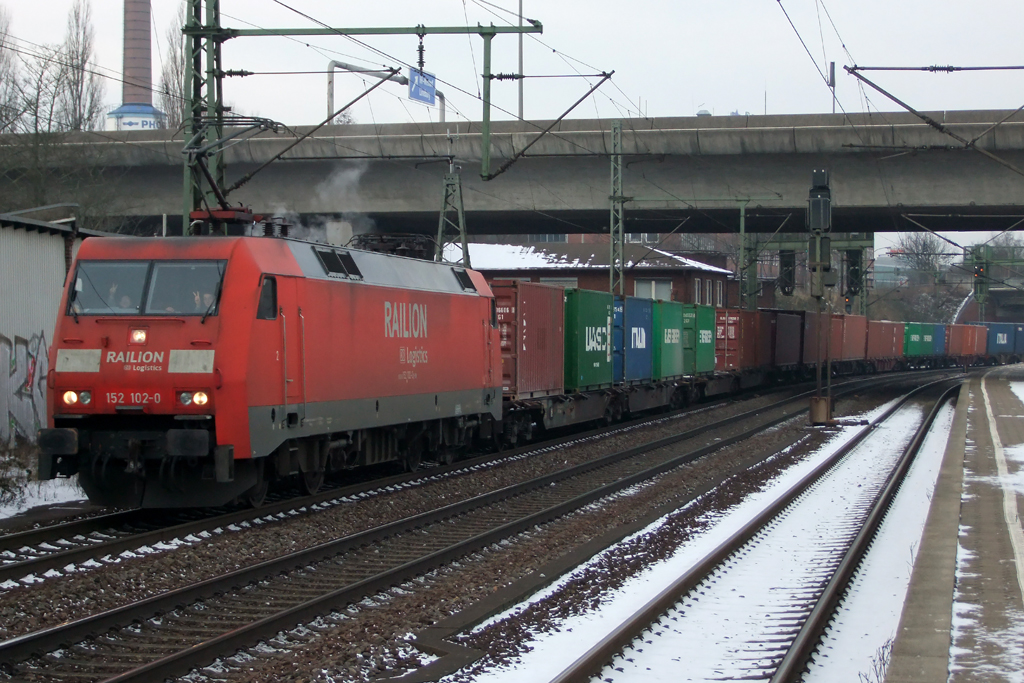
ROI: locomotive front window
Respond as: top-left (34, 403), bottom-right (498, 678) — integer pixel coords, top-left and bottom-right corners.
top-left (68, 260), bottom-right (226, 316)
top-left (144, 261), bottom-right (226, 316)
top-left (70, 262), bottom-right (149, 315)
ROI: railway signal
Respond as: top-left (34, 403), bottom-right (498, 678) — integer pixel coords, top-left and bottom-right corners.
top-left (807, 169), bottom-right (833, 425)
top-left (970, 245), bottom-right (990, 320)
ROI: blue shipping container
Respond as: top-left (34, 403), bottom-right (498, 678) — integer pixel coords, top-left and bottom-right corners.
top-left (987, 323), bottom-right (1015, 356)
top-left (1015, 324), bottom-right (1024, 355)
top-left (919, 324), bottom-right (935, 356)
top-left (613, 296), bottom-right (654, 384)
top-left (932, 324), bottom-right (946, 356)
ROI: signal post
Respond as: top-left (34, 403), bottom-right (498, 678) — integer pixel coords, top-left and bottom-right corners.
top-left (807, 170), bottom-right (836, 425)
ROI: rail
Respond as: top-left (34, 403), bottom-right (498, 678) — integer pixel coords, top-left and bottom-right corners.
top-left (548, 377), bottom-right (958, 683)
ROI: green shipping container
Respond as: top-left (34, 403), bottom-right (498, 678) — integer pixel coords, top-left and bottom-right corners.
top-left (653, 301), bottom-right (685, 379)
top-left (681, 304), bottom-right (716, 375)
top-left (564, 289), bottom-right (614, 391)
top-left (904, 322), bottom-right (926, 357)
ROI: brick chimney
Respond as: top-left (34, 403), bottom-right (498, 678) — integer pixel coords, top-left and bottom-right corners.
top-left (122, 0), bottom-right (152, 106)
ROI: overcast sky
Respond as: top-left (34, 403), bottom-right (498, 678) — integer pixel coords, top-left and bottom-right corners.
top-left (5, 0), bottom-right (1024, 126)
top-left (3, 1), bottom-right (1023, 248)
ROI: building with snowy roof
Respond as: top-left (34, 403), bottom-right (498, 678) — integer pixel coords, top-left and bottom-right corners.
top-left (452, 242), bottom-right (754, 307)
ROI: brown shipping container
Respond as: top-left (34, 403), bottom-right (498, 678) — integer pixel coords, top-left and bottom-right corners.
top-left (491, 280), bottom-right (564, 400)
top-left (947, 324), bottom-right (966, 357)
top-left (803, 311), bottom-right (826, 364)
top-left (738, 310), bottom-right (760, 370)
top-left (774, 312), bottom-right (803, 367)
top-left (716, 309), bottom-right (762, 371)
top-left (716, 309), bottom-right (740, 371)
top-left (843, 315), bottom-right (867, 361)
top-left (830, 314), bottom-right (845, 360)
top-left (755, 311), bottom-right (774, 368)
top-left (803, 312), bottom-right (850, 363)
top-left (891, 322), bottom-right (906, 359)
top-left (867, 320), bottom-right (903, 359)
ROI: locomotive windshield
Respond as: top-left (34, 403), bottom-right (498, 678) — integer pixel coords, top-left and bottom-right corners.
top-left (69, 260), bottom-right (226, 316)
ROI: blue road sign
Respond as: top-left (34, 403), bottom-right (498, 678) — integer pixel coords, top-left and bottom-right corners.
top-left (408, 68), bottom-right (436, 106)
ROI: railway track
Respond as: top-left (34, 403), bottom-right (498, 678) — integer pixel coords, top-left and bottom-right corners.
top-left (0, 373), bottom-right (952, 682)
top-left (0, 377), bottom-right (831, 589)
top-left (0, 368), bottom-right (943, 590)
top-left (547, 379), bottom-right (959, 683)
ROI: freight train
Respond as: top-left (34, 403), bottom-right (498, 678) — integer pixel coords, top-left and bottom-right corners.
top-left (35, 234), bottom-right (1009, 508)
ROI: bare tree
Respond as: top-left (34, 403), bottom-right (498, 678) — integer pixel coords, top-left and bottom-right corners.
top-left (0, 6), bottom-right (21, 132)
top-left (16, 44), bottom-right (67, 136)
top-left (985, 230), bottom-right (1024, 263)
top-left (0, 3), bottom-right (131, 228)
top-left (158, 1), bottom-right (186, 130)
top-left (59, 0), bottom-right (104, 131)
top-left (892, 231), bottom-right (952, 284)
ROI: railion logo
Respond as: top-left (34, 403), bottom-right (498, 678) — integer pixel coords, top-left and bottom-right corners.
top-left (585, 326), bottom-right (607, 352)
top-left (384, 302), bottom-right (427, 338)
top-left (106, 351), bottom-right (164, 364)
top-left (631, 327), bottom-right (647, 349)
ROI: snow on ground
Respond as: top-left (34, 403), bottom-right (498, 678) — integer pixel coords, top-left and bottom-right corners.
top-left (0, 476), bottom-right (86, 521)
top-left (1008, 381), bottom-right (1024, 410)
top-left (457, 398), bottom-right (921, 682)
top-left (947, 379), bottom-right (1024, 682)
top-left (949, 540), bottom-right (1024, 683)
top-left (804, 402), bottom-right (955, 683)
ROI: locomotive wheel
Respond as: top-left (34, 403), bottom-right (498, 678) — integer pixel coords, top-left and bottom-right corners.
top-left (246, 460), bottom-right (270, 508)
top-left (302, 467), bottom-right (325, 495)
top-left (404, 439), bottom-right (423, 472)
top-left (78, 458), bottom-right (145, 508)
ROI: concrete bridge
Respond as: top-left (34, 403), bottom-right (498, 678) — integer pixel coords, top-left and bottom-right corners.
top-left (6, 109), bottom-right (1024, 236)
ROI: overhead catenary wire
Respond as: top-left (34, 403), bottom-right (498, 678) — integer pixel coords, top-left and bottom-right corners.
top-left (263, 0), bottom-right (608, 161)
top-left (0, 6), bottom-right (666, 241)
top-left (470, 0), bottom-right (641, 119)
top-left (219, 5), bottom-right (614, 231)
top-left (817, 0), bottom-right (855, 64)
top-left (458, 0), bottom-right (482, 98)
top-left (217, 9), bottom-right (473, 125)
top-left (0, 31), bottom-right (188, 107)
top-left (0, 21), bottom-right (599, 232)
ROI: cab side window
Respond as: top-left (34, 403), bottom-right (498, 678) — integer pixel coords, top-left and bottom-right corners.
top-left (256, 276), bottom-right (277, 320)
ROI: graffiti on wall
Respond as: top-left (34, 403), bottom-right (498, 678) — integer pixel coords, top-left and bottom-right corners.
top-left (0, 332), bottom-right (49, 445)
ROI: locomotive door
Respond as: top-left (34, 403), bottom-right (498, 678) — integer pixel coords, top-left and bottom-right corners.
top-left (277, 277), bottom-right (306, 427)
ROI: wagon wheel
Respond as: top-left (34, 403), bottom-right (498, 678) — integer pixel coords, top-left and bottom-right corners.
top-left (246, 460), bottom-right (270, 508)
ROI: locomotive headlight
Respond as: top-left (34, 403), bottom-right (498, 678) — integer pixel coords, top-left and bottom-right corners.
top-left (192, 391), bottom-right (209, 406)
top-left (78, 391), bottom-right (92, 405)
top-left (179, 392), bottom-right (193, 406)
top-left (62, 390), bottom-right (78, 405)
top-left (129, 329), bottom-right (147, 345)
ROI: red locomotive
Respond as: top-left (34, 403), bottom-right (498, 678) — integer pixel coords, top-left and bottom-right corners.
top-left (38, 235), bottom-right (501, 507)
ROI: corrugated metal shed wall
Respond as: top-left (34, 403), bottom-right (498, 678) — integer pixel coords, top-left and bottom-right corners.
top-left (0, 225), bottom-right (80, 444)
